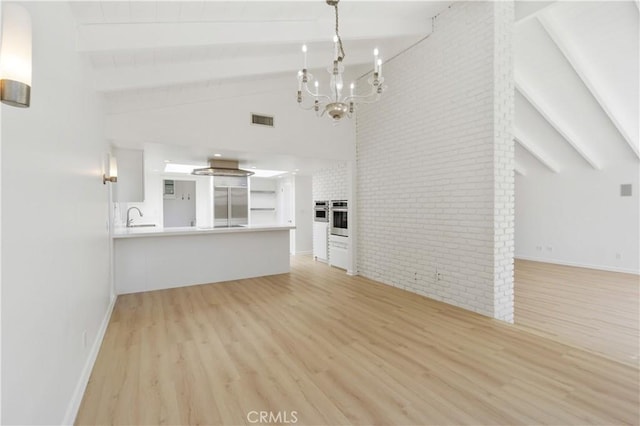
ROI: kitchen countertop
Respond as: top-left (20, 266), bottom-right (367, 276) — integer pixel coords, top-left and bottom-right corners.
top-left (112, 224), bottom-right (295, 239)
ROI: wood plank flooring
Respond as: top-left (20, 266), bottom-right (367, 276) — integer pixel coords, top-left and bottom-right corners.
top-left (77, 256), bottom-right (640, 425)
top-left (515, 259), bottom-right (639, 366)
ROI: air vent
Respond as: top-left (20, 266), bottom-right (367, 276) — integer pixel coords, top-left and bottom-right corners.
top-left (251, 113), bottom-right (274, 127)
top-left (620, 184), bottom-right (632, 197)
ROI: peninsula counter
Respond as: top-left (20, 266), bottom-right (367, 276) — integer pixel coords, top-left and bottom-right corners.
top-left (112, 225), bottom-right (294, 294)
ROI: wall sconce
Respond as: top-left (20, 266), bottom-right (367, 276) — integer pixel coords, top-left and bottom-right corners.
top-left (103, 156), bottom-right (118, 184)
top-left (0, 3), bottom-right (32, 108)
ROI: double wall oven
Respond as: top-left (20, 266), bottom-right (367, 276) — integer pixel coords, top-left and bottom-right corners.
top-left (330, 200), bottom-right (348, 237)
top-left (314, 201), bottom-right (329, 222)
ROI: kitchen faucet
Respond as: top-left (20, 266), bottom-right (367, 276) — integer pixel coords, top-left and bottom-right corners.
top-left (126, 207), bottom-right (143, 227)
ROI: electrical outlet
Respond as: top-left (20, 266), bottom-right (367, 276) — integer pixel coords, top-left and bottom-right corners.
top-left (536, 245), bottom-right (542, 252)
top-left (615, 252), bottom-right (622, 260)
top-left (545, 245), bottom-right (553, 252)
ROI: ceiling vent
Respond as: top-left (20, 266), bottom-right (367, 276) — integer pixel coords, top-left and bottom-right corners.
top-left (251, 113), bottom-right (274, 127)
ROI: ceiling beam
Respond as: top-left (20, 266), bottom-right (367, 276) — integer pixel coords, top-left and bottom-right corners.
top-left (515, 78), bottom-right (602, 170)
top-left (537, 14), bottom-right (640, 160)
top-left (514, 160), bottom-right (527, 176)
top-left (77, 19), bottom-right (431, 53)
top-left (92, 50), bottom-right (375, 92)
top-left (515, 1), bottom-right (558, 24)
top-left (513, 130), bottom-right (561, 173)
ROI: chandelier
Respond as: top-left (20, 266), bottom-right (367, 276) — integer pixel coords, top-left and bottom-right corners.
top-left (296, 0), bottom-right (386, 121)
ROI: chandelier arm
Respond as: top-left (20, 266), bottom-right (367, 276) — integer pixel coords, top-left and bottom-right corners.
top-left (343, 88), bottom-right (382, 104)
top-left (301, 82), bottom-right (332, 104)
top-left (297, 102), bottom-right (319, 111)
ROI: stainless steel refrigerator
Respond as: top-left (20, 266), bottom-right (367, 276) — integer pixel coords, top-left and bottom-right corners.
top-left (214, 176), bottom-right (248, 227)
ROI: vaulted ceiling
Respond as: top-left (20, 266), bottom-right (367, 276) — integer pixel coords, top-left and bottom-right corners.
top-left (70, 1), bottom-right (452, 92)
top-left (68, 1), bottom-right (639, 174)
top-left (514, 1), bottom-right (639, 175)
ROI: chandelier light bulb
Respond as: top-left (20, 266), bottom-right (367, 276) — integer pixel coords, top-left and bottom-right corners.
top-left (333, 35), bottom-right (338, 43)
top-left (374, 48), bottom-right (379, 57)
top-left (302, 44), bottom-right (308, 69)
top-left (377, 58), bottom-right (383, 76)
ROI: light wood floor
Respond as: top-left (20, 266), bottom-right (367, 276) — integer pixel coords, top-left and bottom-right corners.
top-left (77, 256), bottom-right (640, 425)
top-left (515, 259), bottom-right (639, 366)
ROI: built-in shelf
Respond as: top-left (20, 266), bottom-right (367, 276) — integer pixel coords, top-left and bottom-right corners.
top-left (251, 207), bottom-right (276, 211)
top-left (251, 190), bottom-right (276, 194)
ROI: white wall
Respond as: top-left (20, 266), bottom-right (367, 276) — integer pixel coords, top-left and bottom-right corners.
top-left (355, 2), bottom-right (515, 321)
top-left (163, 180), bottom-right (196, 227)
top-left (293, 175), bottom-right (313, 254)
top-left (515, 165), bottom-right (640, 274)
top-left (1, 2), bottom-right (112, 424)
top-left (104, 75), bottom-right (355, 162)
top-left (115, 167), bottom-right (214, 230)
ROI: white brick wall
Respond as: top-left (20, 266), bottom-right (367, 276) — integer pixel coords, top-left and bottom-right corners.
top-left (356, 2), bottom-right (515, 321)
top-left (492, 1), bottom-right (515, 322)
top-left (312, 162), bottom-right (349, 201)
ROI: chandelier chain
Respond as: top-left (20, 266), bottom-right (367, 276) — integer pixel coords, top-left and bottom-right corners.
top-left (334, 4), bottom-right (346, 61)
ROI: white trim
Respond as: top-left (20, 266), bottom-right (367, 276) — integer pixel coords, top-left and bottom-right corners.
top-left (515, 80), bottom-right (602, 170)
top-left (61, 295), bottom-right (117, 426)
top-left (515, 255), bottom-right (640, 275)
top-left (513, 132), bottom-right (561, 173)
top-left (515, 1), bottom-right (559, 25)
top-left (537, 14), bottom-right (640, 161)
top-left (514, 160), bottom-right (527, 176)
top-left (295, 250), bottom-right (313, 256)
top-left (346, 269), bottom-right (357, 276)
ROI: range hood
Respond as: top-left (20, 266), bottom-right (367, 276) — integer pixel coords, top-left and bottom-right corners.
top-left (191, 159), bottom-right (254, 177)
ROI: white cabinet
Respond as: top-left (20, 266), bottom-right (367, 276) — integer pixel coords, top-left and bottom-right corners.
top-left (114, 148), bottom-right (144, 202)
top-left (313, 222), bottom-right (328, 262)
top-left (329, 234), bottom-right (349, 270)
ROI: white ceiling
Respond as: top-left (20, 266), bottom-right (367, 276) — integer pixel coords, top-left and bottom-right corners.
top-left (68, 1), bottom-right (639, 175)
top-left (70, 1), bottom-right (452, 92)
top-left (514, 1), bottom-right (639, 174)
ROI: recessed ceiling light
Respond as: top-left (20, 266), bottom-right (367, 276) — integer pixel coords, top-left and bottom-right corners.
top-left (294, 169), bottom-right (299, 172)
top-left (292, 172), bottom-right (297, 175)
top-left (213, 153), bottom-right (222, 157)
top-left (164, 160), bottom-right (171, 163)
top-left (251, 166), bottom-right (257, 169)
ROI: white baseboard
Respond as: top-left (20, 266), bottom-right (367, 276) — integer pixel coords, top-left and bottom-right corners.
top-left (515, 255), bottom-right (640, 275)
top-left (346, 269), bottom-right (357, 276)
top-left (62, 295), bottom-right (117, 425)
top-left (295, 250), bottom-right (313, 256)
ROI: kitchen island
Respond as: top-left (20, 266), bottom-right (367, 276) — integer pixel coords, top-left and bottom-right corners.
top-left (112, 225), bottom-right (294, 294)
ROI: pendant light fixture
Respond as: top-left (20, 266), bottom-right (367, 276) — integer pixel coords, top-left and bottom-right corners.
top-left (0, 3), bottom-right (32, 108)
top-left (296, 0), bottom-right (386, 121)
